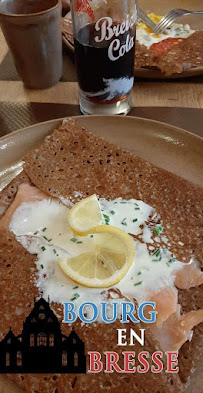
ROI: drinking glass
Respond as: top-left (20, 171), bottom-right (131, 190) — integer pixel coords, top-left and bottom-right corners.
top-left (0, 0), bottom-right (62, 89)
top-left (71, 0), bottom-right (137, 115)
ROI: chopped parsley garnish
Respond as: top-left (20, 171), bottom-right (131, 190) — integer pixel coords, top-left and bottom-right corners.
top-left (167, 258), bottom-right (176, 264)
top-left (134, 281), bottom-right (142, 286)
top-left (53, 249), bottom-right (57, 254)
top-left (43, 236), bottom-right (52, 243)
top-left (40, 264), bottom-right (44, 269)
top-left (110, 210), bottom-right (115, 215)
top-left (77, 241), bottom-right (82, 244)
top-left (152, 259), bottom-right (159, 262)
top-left (166, 258), bottom-right (175, 267)
top-left (152, 248), bottom-right (161, 257)
top-left (137, 271), bottom-right (142, 276)
top-left (103, 214), bottom-right (110, 225)
top-left (41, 246), bottom-right (46, 252)
top-left (135, 207), bottom-right (140, 210)
top-left (73, 286), bottom-right (78, 290)
top-left (154, 225), bottom-right (163, 236)
top-left (121, 218), bottom-right (127, 226)
top-left (34, 231), bottom-right (38, 235)
top-left (133, 218), bottom-right (138, 223)
top-left (70, 238), bottom-right (77, 243)
top-left (154, 228), bottom-right (159, 236)
top-left (71, 293), bottom-right (80, 301)
top-left (90, 235), bottom-right (94, 238)
top-left (120, 201), bottom-right (127, 204)
top-left (42, 227), bottom-right (47, 232)
top-left (114, 202), bottom-right (118, 204)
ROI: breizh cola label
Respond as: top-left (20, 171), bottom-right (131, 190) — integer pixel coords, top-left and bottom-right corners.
top-left (74, 3), bottom-right (137, 103)
top-left (94, 14), bottom-right (136, 62)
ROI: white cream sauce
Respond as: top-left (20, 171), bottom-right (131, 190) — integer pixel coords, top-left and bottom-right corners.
top-left (9, 197), bottom-right (184, 321)
top-left (137, 23), bottom-right (195, 49)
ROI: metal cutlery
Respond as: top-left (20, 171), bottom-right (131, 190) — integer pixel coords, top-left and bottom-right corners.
top-left (153, 9), bottom-right (203, 34)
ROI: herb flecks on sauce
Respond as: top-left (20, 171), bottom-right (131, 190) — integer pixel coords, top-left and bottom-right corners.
top-left (71, 293), bottom-right (80, 301)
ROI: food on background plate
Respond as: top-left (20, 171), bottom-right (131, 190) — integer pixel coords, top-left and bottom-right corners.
top-left (62, 12), bottom-right (203, 76)
top-left (62, 16), bottom-right (73, 47)
top-left (136, 13), bottom-right (194, 50)
top-left (0, 118), bottom-right (203, 392)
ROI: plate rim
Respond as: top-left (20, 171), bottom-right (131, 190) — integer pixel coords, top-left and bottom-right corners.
top-left (1, 115), bottom-right (203, 144)
top-left (62, 34), bottom-right (74, 52)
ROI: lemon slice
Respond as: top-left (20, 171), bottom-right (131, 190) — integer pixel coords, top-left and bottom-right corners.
top-left (68, 194), bottom-right (103, 235)
top-left (58, 225), bottom-right (134, 288)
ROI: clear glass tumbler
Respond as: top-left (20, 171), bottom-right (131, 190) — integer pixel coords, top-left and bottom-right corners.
top-left (71, 0), bottom-right (137, 115)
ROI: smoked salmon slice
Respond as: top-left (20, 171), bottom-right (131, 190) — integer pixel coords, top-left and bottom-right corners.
top-left (176, 310), bottom-right (203, 349)
top-left (174, 260), bottom-right (203, 289)
top-left (151, 309), bottom-right (203, 352)
top-left (150, 286), bottom-right (179, 328)
top-left (149, 283), bottom-right (203, 351)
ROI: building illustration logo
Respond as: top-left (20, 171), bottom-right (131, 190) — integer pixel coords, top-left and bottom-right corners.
top-left (0, 298), bottom-right (86, 374)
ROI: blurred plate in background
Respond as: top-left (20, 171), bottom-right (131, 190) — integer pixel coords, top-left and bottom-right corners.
top-left (62, 0), bottom-right (203, 79)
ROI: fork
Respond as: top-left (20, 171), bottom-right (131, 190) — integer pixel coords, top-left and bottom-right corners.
top-left (153, 9), bottom-right (203, 34)
top-left (137, 7), bottom-right (156, 31)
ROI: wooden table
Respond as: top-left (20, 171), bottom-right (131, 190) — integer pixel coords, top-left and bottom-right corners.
top-left (0, 28), bottom-right (202, 137)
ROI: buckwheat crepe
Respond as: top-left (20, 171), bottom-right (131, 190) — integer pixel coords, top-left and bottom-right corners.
top-left (0, 118), bottom-right (202, 393)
